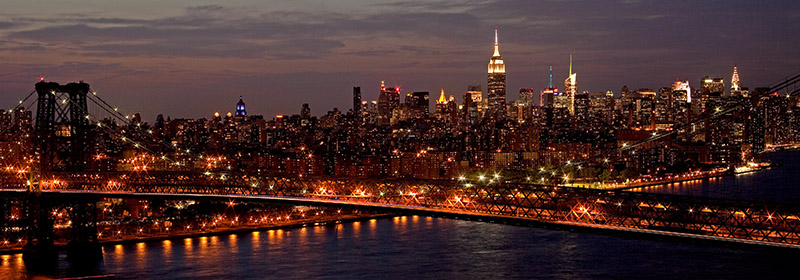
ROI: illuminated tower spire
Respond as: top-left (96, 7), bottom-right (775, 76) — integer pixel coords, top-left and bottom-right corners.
top-left (564, 55), bottom-right (577, 115)
top-left (487, 27), bottom-right (506, 120)
top-left (548, 65), bottom-right (553, 88)
top-left (569, 54), bottom-right (572, 75)
top-left (437, 88), bottom-right (448, 104)
top-left (731, 65), bottom-right (740, 91)
top-left (493, 26), bottom-right (500, 57)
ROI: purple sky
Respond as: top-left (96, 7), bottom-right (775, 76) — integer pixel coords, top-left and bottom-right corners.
top-left (1, 0), bottom-right (799, 121)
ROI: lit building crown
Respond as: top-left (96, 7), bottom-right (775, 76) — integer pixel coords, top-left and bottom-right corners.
top-left (235, 96), bottom-right (247, 117)
top-left (731, 65), bottom-right (740, 91)
top-left (488, 27), bottom-right (505, 74)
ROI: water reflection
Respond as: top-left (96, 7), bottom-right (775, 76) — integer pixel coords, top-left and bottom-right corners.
top-left (2, 216), bottom-right (799, 279)
top-left (184, 238), bottom-right (193, 254)
top-left (252, 231), bottom-right (260, 250)
top-left (635, 150), bottom-right (800, 203)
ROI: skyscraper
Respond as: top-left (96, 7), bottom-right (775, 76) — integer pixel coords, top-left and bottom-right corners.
top-left (235, 96), bottom-right (246, 117)
top-left (406, 91), bottom-right (430, 118)
top-left (564, 55), bottom-right (577, 115)
top-left (730, 66), bottom-right (748, 97)
top-left (731, 66), bottom-right (740, 92)
top-left (353, 86), bottom-right (361, 115)
top-left (435, 89), bottom-right (449, 119)
top-left (377, 81), bottom-right (400, 125)
top-left (672, 80), bottom-right (691, 103)
top-left (466, 85), bottom-right (483, 116)
top-left (462, 88), bottom-right (479, 124)
top-left (487, 27), bottom-right (506, 120)
top-left (540, 67), bottom-right (557, 109)
top-left (700, 76), bottom-right (724, 112)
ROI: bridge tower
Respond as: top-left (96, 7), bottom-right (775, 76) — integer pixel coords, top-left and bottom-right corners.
top-left (34, 80), bottom-right (91, 175)
top-left (24, 80), bottom-right (99, 266)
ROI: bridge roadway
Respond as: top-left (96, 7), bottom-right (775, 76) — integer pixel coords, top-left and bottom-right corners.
top-left (3, 172), bottom-right (800, 249)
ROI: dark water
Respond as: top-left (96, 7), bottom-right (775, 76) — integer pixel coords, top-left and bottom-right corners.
top-left (632, 150), bottom-right (800, 204)
top-left (1, 216), bottom-right (799, 279)
top-left (3, 150), bottom-right (800, 279)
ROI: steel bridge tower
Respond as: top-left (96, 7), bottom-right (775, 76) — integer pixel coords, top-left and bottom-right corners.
top-left (24, 80), bottom-right (99, 266)
top-left (34, 80), bottom-right (91, 174)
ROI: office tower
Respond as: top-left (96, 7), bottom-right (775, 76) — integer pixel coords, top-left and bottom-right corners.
top-left (407, 91), bottom-right (430, 118)
top-left (701, 76), bottom-right (724, 112)
top-left (435, 89), bottom-right (449, 119)
top-left (672, 80), bottom-right (691, 103)
top-left (377, 81), bottom-right (400, 125)
top-left (540, 88), bottom-right (556, 108)
top-left (235, 96), bottom-right (246, 117)
top-left (589, 91), bottom-right (614, 124)
top-left (564, 55), bottom-right (577, 115)
top-left (353, 86), bottom-right (361, 115)
top-left (487, 27), bottom-right (506, 120)
top-left (730, 66), bottom-right (748, 97)
top-left (518, 88), bottom-right (535, 123)
top-left (463, 86), bottom-right (480, 124)
top-left (466, 85), bottom-right (483, 116)
top-left (574, 92), bottom-right (590, 123)
top-left (519, 88), bottom-right (535, 107)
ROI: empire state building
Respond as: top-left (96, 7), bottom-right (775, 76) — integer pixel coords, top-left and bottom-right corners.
top-left (487, 27), bottom-right (506, 120)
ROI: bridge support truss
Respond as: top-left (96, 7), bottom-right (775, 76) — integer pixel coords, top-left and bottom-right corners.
top-left (58, 174), bottom-right (800, 246)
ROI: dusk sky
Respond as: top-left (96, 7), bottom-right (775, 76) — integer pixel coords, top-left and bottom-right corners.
top-left (1, 0), bottom-right (799, 121)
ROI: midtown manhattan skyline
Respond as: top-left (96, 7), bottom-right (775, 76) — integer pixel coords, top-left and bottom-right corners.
top-left (1, 0), bottom-right (799, 119)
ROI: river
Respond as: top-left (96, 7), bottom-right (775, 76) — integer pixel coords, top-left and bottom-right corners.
top-left (631, 149), bottom-right (800, 204)
top-left (3, 150), bottom-right (800, 279)
top-left (1, 216), bottom-right (799, 279)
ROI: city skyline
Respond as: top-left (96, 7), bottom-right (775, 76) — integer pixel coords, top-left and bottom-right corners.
top-left (1, 0), bottom-right (799, 119)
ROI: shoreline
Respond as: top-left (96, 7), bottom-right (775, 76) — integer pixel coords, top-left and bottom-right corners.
top-left (0, 213), bottom-right (394, 256)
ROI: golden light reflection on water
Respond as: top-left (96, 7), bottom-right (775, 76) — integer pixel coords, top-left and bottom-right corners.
top-left (210, 236), bottom-right (219, 246)
top-left (136, 242), bottom-right (146, 256)
top-left (1, 254), bottom-right (9, 266)
top-left (395, 216), bottom-right (408, 230)
top-left (162, 240), bottom-right (172, 256)
top-left (252, 231), bottom-right (260, 250)
top-left (184, 238), bottom-right (193, 253)
top-left (14, 255), bottom-right (21, 266)
top-left (229, 234), bottom-right (239, 253)
top-left (114, 244), bottom-right (123, 258)
top-left (135, 242), bottom-right (146, 271)
top-left (276, 229), bottom-right (284, 241)
top-left (352, 221), bottom-right (361, 237)
top-left (200, 236), bottom-right (208, 250)
top-left (369, 219), bottom-right (377, 235)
